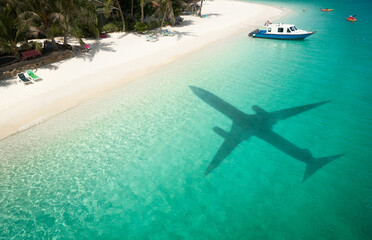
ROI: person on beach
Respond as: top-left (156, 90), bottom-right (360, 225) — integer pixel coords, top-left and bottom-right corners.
top-left (264, 20), bottom-right (272, 26)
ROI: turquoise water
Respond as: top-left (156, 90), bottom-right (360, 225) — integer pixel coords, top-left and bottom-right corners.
top-left (1, 0), bottom-right (372, 239)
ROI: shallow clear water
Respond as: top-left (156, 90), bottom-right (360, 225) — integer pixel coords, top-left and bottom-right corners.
top-left (1, 0), bottom-right (372, 239)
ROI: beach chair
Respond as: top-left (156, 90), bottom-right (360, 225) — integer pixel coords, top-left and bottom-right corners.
top-left (26, 69), bottom-right (42, 82)
top-left (175, 16), bottom-right (184, 25)
top-left (83, 44), bottom-right (91, 52)
top-left (78, 43), bottom-right (91, 52)
top-left (162, 29), bottom-right (175, 36)
top-left (143, 30), bottom-right (155, 36)
top-left (17, 73), bottom-right (33, 85)
top-left (146, 35), bottom-right (158, 42)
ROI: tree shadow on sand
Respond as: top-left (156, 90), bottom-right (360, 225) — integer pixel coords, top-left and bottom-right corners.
top-left (117, 32), bottom-right (130, 39)
top-left (174, 31), bottom-right (198, 41)
top-left (203, 13), bottom-right (222, 17)
top-left (74, 41), bottom-right (116, 62)
top-left (175, 19), bottom-right (194, 27)
top-left (0, 79), bottom-right (16, 88)
top-left (42, 64), bottom-right (59, 71)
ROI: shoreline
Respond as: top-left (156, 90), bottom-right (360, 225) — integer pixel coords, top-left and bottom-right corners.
top-left (0, 0), bottom-right (287, 141)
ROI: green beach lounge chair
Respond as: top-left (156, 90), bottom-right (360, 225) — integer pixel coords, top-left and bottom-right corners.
top-left (17, 73), bottom-right (33, 85)
top-left (26, 69), bottom-right (42, 82)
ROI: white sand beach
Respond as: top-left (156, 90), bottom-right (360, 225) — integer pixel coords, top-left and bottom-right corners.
top-left (0, 0), bottom-right (286, 140)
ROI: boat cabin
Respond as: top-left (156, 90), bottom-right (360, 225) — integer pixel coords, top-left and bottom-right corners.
top-left (266, 23), bottom-right (307, 35)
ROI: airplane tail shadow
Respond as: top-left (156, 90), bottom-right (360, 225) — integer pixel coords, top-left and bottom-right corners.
top-left (303, 154), bottom-right (344, 182)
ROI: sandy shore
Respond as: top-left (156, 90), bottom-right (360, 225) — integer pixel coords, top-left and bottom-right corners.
top-left (0, 0), bottom-right (286, 141)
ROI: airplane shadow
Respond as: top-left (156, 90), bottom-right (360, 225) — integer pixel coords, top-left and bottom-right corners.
top-left (189, 86), bottom-right (343, 182)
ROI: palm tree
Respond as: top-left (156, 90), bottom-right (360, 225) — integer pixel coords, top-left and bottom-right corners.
top-left (140, 0), bottom-right (152, 23)
top-left (198, 0), bottom-right (204, 17)
top-left (56, 0), bottom-right (77, 45)
top-left (56, 0), bottom-right (99, 46)
top-left (0, 5), bottom-right (28, 61)
top-left (70, 0), bottom-right (100, 43)
top-left (104, 0), bottom-right (126, 31)
top-left (140, 0), bottom-right (145, 23)
top-left (159, 0), bottom-right (175, 29)
top-left (131, 0), bottom-right (134, 18)
top-left (20, 0), bottom-right (62, 50)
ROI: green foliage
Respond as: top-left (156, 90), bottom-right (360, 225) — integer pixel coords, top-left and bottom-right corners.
top-left (144, 2), bottom-right (157, 17)
top-left (104, 0), bottom-right (126, 31)
top-left (49, 24), bottom-right (64, 37)
top-left (134, 20), bottom-right (159, 33)
top-left (114, 21), bottom-right (124, 31)
top-left (33, 41), bottom-right (42, 52)
top-left (0, 4), bottom-right (28, 60)
top-left (172, 0), bottom-right (183, 17)
top-left (20, 42), bottom-right (32, 51)
top-left (149, 21), bottom-right (159, 29)
top-left (0, 0), bottom-right (185, 56)
top-left (102, 21), bottom-right (121, 33)
top-left (57, 0), bottom-right (99, 41)
top-left (18, 0), bottom-right (99, 45)
top-left (163, 20), bottom-right (172, 26)
top-left (134, 22), bottom-right (148, 33)
top-left (20, 41), bottom-right (42, 52)
top-left (77, 0), bottom-right (100, 38)
top-left (124, 17), bottom-right (136, 31)
top-left (20, 0), bottom-right (61, 38)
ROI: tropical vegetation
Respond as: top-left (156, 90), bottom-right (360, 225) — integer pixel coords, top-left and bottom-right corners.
top-left (0, 0), bottom-right (203, 62)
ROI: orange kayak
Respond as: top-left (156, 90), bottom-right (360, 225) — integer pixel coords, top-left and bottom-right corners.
top-left (346, 17), bottom-right (357, 22)
top-left (321, 9), bottom-right (334, 12)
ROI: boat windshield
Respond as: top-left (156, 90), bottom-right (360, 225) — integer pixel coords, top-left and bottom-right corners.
top-left (290, 26), bottom-right (296, 31)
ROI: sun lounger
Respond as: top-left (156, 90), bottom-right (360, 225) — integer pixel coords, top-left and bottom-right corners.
top-left (84, 44), bottom-right (91, 52)
top-left (77, 43), bottom-right (91, 53)
top-left (146, 35), bottom-right (158, 42)
top-left (26, 69), bottom-right (42, 82)
top-left (175, 16), bottom-right (184, 25)
top-left (143, 30), bottom-right (155, 36)
top-left (17, 73), bottom-right (33, 85)
top-left (162, 29), bottom-right (175, 36)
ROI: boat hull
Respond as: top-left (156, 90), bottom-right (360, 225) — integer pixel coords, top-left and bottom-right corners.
top-left (251, 30), bottom-right (315, 40)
